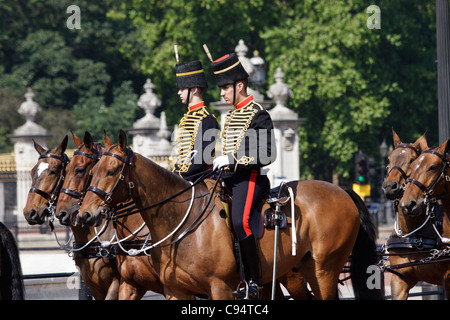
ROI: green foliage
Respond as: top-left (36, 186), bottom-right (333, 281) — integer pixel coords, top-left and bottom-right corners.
top-left (0, 0), bottom-right (440, 184)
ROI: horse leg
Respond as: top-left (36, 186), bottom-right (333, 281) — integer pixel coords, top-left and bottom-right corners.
top-left (282, 271), bottom-right (312, 300)
top-left (443, 269), bottom-right (450, 299)
top-left (390, 274), bottom-right (415, 300)
top-left (301, 256), bottom-right (340, 300)
top-left (105, 277), bottom-right (120, 300)
top-left (209, 279), bottom-right (235, 300)
top-left (118, 280), bottom-right (147, 300)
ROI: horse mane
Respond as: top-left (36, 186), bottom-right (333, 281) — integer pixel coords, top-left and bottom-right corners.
top-left (133, 151), bottom-right (191, 190)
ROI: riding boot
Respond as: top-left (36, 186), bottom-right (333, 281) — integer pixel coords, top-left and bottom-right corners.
top-left (233, 234), bottom-right (262, 300)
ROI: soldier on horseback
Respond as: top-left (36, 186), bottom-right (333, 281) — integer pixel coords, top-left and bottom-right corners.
top-left (211, 52), bottom-right (277, 299)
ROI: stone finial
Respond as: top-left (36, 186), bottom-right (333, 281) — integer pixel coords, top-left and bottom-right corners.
top-left (18, 88), bottom-right (42, 122)
top-left (267, 67), bottom-right (292, 107)
top-left (235, 39), bottom-right (254, 77)
top-left (134, 78), bottom-right (161, 129)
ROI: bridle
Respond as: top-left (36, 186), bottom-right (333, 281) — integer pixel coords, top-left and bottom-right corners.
top-left (29, 152), bottom-right (70, 209)
top-left (406, 149), bottom-right (450, 204)
top-left (386, 143), bottom-right (420, 184)
top-left (86, 146), bottom-right (135, 208)
top-left (60, 143), bottom-right (103, 203)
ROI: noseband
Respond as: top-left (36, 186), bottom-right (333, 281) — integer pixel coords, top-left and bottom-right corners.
top-left (60, 143), bottom-right (103, 201)
top-left (29, 153), bottom-right (70, 204)
top-left (86, 146), bottom-right (135, 207)
top-left (406, 149), bottom-right (450, 202)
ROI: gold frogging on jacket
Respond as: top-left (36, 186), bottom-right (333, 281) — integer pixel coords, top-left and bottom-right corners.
top-left (174, 107), bottom-right (211, 174)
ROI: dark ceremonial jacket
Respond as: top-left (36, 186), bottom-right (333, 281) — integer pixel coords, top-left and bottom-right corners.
top-left (173, 101), bottom-right (219, 181)
top-left (221, 95), bottom-right (276, 177)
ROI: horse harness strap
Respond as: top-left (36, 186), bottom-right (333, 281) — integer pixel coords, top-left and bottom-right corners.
top-left (87, 147), bottom-right (135, 205)
top-left (29, 152), bottom-right (70, 203)
top-left (406, 149), bottom-right (450, 202)
top-left (60, 143), bottom-right (103, 201)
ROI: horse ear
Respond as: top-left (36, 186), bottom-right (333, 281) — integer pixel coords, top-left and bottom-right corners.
top-left (441, 138), bottom-right (450, 156)
top-left (392, 128), bottom-right (402, 147)
top-left (118, 130), bottom-right (127, 151)
top-left (414, 132), bottom-right (428, 152)
top-left (33, 139), bottom-right (46, 155)
top-left (83, 131), bottom-right (94, 150)
top-left (71, 130), bottom-right (83, 148)
top-left (56, 135), bottom-right (68, 154)
top-left (104, 130), bottom-right (113, 149)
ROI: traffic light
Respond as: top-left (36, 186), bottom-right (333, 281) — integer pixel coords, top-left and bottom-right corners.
top-left (355, 153), bottom-right (369, 185)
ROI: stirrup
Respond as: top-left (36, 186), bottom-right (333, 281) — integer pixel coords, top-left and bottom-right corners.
top-left (233, 280), bottom-right (262, 300)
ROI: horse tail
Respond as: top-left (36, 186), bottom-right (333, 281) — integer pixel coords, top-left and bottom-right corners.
top-left (0, 222), bottom-right (24, 300)
top-left (343, 188), bottom-right (384, 300)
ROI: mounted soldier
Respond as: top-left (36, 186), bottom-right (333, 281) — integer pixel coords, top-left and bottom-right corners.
top-left (210, 52), bottom-right (277, 299)
top-left (172, 48), bottom-right (219, 181)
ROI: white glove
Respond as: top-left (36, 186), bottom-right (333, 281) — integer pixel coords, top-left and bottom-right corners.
top-left (213, 155), bottom-right (230, 171)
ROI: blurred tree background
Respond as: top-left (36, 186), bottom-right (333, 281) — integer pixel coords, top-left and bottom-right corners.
top-left (0, 0), bottom-right (439, 185)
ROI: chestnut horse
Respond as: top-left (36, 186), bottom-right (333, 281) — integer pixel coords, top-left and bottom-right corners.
top-left (55, 131), bottom-right (164, 300)
top-left (78, 130), bottom-right (382, 300)
top-left (23, 136), bottom-right (120, 300)
top-left (398, 139), bottom-right (450, 298)
top-left (381, 130), bottom-right (449, 299)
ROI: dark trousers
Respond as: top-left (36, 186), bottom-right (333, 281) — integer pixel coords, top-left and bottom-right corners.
top-left (225, 169), bottom-right (268, 240)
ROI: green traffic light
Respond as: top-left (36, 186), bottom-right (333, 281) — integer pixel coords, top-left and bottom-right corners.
top-left (358, 176), bottom-right (366, 183)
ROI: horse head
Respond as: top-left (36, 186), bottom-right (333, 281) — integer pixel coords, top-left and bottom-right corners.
top-left (382, 129), bottom-right (427, 200)
top-left (77, 130), bottom-right (134, 227)
top-left (23, 135), bottom-right (69, 225)
top-left (55, 131), bottom-right (102, 226)
top-left (400, 139), bottom-right (450, 216)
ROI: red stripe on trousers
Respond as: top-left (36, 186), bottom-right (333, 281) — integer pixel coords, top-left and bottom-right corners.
top-left (243, 170), bottom-right (258, 236)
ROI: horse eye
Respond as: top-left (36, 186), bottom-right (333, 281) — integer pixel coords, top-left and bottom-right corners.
top-left (49, 170), bottom-right (57, 175)
top-left (429, 165), bottom-right (438, 171)
top-left (409, 158), bottom-right (415, 164)
top-left (106, 169), bottom-right (116, 176)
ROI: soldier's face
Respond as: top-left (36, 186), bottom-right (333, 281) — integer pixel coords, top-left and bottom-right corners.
top-left (220, 84), bottom-right (234, 106)
top-left (178, 88), bottom-right (189, 104)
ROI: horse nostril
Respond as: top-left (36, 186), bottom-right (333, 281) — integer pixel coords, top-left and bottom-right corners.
top-left (391, 182), bottom-right (398, 190)
top-left (403, 200), bottom-right (417, 214)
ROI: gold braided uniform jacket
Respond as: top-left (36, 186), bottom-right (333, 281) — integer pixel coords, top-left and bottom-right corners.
top-left (221, 96), bottom-right (276, 177)
top-left (173, 102), bottom-right (219, 181)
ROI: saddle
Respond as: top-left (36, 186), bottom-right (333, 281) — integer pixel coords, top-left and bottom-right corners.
top-left (204, 179), bottom-right (292, 240)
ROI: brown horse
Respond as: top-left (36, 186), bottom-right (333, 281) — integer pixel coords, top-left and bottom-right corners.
top-left (0, 221), bottom-right (24, 300)
top-left (398, 139), bottom-right (450, 298)
top-left (382, 130), bottom-right (427, 200)
top-left (381, 130), bottom-right (449, 299)
top-left (55, 131), bottom-right (164, 300)
top-left (23, 135), bottom-right (120, 300)
top-left (78, 130), bottom-right (382, 300)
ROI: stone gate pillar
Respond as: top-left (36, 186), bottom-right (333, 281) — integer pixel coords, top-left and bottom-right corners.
top-left (9, 88), bottom-right (50, 225)
top-left (267, 68), bottom-right (305, 185)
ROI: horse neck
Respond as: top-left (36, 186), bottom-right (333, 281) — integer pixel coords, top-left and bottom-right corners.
top-left (129, 153), bottom-right (194, 237)
top-left (396, 205), bottom-right (434, 236)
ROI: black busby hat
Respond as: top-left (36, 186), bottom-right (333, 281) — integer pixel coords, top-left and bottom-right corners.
top-left (175, 60), bottom-right (208, 89)
top-left (211, 53), bottom-right (249, 87)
